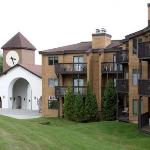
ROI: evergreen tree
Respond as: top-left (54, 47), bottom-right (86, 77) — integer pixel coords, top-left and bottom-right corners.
top-left (74, 94), bottom-right (85, 122)
top-left (84, 82), bottom-right (98, 122)
top-left (102, 80), bottom-right (117, 121)
top-left (64, 88), bottom-right (75, 120)
top-left (0, 55), bottom-right (3, 74)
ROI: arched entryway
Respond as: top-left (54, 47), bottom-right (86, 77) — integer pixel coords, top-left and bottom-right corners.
top-left (12, 78), bottom-right (32, 110)
top-left (0, 97), bottom-right (2, 108)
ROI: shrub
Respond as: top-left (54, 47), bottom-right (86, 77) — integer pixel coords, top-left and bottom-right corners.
top-left (64, 88), bottom-right (75, 120)
top-left (102, 80), bottom-right (117, 121)
top-left (64, 83), bottom-right (98, 122)
top-left (74, 94), bottom-right (85, 122)
top-left (84, 83), bottom-right (98, 122)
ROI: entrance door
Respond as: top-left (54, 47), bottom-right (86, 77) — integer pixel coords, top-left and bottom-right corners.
top-left (0, 97), bottom-right (2, 108)
top-left (16, 96), bottom-right (22, 109)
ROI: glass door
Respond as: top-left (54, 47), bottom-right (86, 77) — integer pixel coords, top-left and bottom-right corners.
top-left (73, 79), bottom-right (84, 94)
top-left (73, 56), bottom-right (84, 71)
top-left (113, 54), bottom-right (117, 71)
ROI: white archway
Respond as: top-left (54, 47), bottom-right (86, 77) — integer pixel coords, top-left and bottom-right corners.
top-left (8, 78), bottom-right (32, 110)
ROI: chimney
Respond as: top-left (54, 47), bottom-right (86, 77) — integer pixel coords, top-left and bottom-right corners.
top-left (148, 3), bottom-right (150, 26)
top-left (92, 28), bottom-right (112, 49)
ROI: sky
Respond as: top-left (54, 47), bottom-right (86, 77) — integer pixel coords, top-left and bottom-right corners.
top-left (0, 0), bottom-right (150, 64)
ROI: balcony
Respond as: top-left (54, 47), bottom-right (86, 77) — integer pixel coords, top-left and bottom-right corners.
top-left (116, 51), bottom-right (128, 63)
top-left (116, 79), bottom-right (128, 93)
top-left (55, 63), bottom-right (87, 75)
top-left (138, 42), bottom-right (150, 60)
top-left (139, 80), bottom-right (150, 96)
top-left (55, 86), bottom-right (87, 97)
top-left (101, 62), bottom-right (123, 74)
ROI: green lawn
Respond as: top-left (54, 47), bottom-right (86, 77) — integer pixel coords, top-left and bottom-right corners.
top-left (0, 116), bottom-right (149, 150)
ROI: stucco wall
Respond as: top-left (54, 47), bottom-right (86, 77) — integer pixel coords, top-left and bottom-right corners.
top-left (0, 66), bottom-right (42, 110)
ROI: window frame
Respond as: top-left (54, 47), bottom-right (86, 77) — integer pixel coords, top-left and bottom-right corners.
top-left (48, 56), bottom-right (58, 65)
top-left (132, 69), bottom-right (140, 86)
top-left (132, 99), bottom-right (143, 115)
top-left (48, 78), bottom-right (58, 88)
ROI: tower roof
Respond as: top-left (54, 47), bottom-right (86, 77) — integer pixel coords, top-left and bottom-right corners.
top-left (1, 32), bottom-right (36, 50)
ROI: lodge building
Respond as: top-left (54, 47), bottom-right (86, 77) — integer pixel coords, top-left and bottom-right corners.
top-left (38, 3), bottom-right (150, 134)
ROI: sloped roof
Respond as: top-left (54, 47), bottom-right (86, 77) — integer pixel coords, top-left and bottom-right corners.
top-left (1, 32), bottom-right (36, 50)
top-left (105, 40), bottom-right (122, 49)
top-left (39, 42), bottom-right (92, 55)
top-left (125, 26), bottom-right (150, 40)
top-left (103, 40), bottom-right (122, 52)
top-left (1, 64), bottom-right (41, 78)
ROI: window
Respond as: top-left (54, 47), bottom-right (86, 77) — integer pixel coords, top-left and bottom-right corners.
top-left (48, 56), bottom-right (58, 65)
top-left (48, 100), bottom-right (59, 109)
top-left (133, 38), bottom-right (142, 54)
top-left (132, 69), bottom-right (140, 85)
top-left (73, 78), bottom-right (84, 94)
top-left (73, 56), bottom-right (84, 71)
top-left (48, 78), bottom-right (58, 87)
top-left (133, 99), bottom-right (138, 115)
top-left (113, 78), bottom-right (116, 87)
top-left (133, 99), bottom-right (143, 115)
top-left (133, 38), bottom-right (138, 54)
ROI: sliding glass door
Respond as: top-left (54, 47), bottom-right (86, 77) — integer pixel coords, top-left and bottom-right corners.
top-left (73, 56), bottom-right (84, 71)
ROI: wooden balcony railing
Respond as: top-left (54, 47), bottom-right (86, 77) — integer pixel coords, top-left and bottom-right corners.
top-left (138, 42), bottom-right (150, 60)
top-left (55, 86), bottom-right (87, 96)
top-left (101, 62), bottom-right (123, 74)
top-left (55, 63), bottom-right (87, 74)
top-left (116, 51), bottom-right (128, 63)
top-left (116, 79), bottom-right (128, 93)
top-left (139, 80), bottom-right (150, 96)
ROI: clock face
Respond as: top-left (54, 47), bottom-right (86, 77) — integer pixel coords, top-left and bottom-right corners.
top-left (6, 51), bottom-right (19, 67)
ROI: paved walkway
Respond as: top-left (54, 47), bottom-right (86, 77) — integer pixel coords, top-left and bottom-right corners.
top-left (0, 108), bottom-right (41, 119)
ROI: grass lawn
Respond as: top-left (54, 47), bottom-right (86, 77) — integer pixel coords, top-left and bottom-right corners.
top-left (0, 116), bottom-right (149, 150)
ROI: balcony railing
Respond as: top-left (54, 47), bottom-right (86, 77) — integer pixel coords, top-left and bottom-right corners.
top-left (116, 51), bottom-right (128, 63)
top-left (138, 42), bottom-right (150, 60)
top-left (101, 62), bottom-right (123, 74)
top-left (139, 80), bottom-right (150, 96)
top-left (116, 79), bottom-right (128, 93)
top-left (140, 112), bottom-right (149, 128)
top-left (118, 106), bottom-right (129, 122)
top-left (55, 63), bottom-right (87, 74)
top-left (55, 86), bottom-right (87, 96)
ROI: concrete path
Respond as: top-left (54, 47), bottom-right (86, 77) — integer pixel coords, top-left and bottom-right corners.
top-left (0, 108), bottom-right (41, 119)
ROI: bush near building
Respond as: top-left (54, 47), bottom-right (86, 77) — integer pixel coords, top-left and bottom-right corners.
top-left (64, 83), bottom-right (98, 122)
top-left (102, 80), bottom-right (117, 121)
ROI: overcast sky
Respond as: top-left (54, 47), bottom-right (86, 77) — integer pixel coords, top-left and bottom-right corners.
top-left (0, 0), bottom-right (150, 64)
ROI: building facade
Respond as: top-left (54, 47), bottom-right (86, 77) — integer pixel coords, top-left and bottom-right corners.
top-left (40, 4), bottom-right (150, 133)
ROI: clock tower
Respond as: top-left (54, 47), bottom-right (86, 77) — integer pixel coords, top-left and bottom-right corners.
top-left (1, 32), bottom-right (36, 72)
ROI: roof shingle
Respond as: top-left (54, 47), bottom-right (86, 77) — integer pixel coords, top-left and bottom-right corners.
top-left (39, 42), bottom-right (92, 54)
top-left (1, 32), bottom-right (36, 50)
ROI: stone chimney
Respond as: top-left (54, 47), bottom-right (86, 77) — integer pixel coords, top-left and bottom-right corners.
top-left (92, 28), bottom-right (112, 49)
top-left (148, 3), bottom-right (150, 26)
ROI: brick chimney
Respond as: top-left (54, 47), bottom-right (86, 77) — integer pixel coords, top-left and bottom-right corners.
top-left (148, 3), bottom-right (150, 26)
top-left (92, 28), bottom-right (111, 49)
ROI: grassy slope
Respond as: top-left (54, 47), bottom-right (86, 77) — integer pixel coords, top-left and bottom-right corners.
top-left (0, 116), bottom-right (149, 150)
